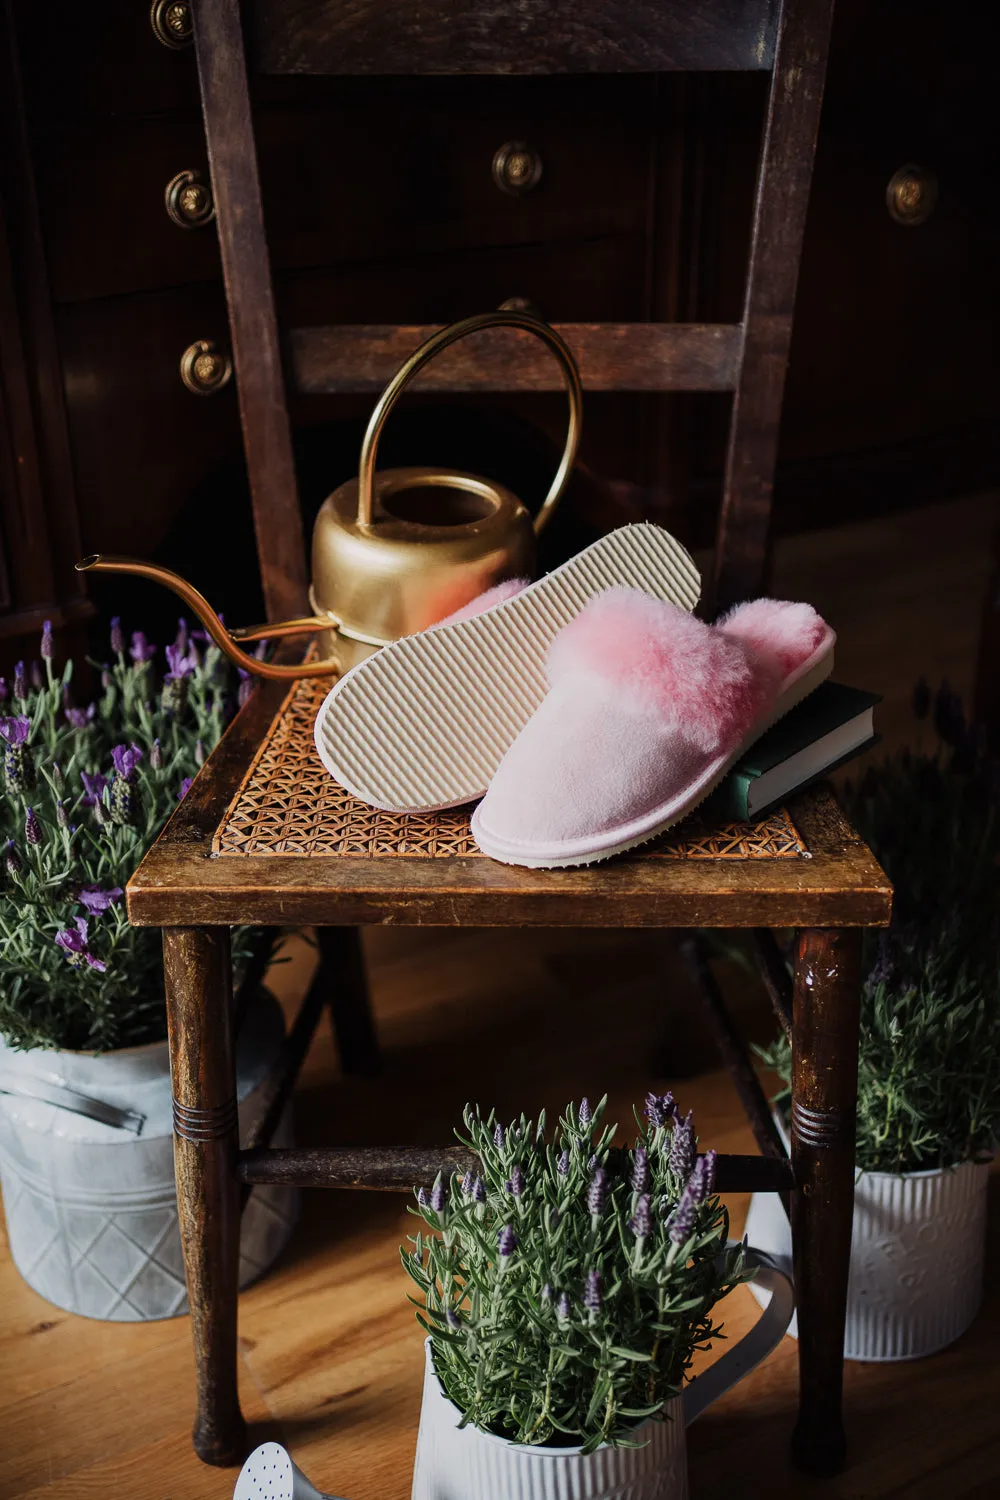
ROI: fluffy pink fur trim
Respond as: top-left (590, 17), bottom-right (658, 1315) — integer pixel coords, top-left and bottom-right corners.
top-left (718, 598), bottom-right (831, 675)
top-left (547, 588), bottom-right (776, 753)
top-left (430, 577), bottom-right (529, 628)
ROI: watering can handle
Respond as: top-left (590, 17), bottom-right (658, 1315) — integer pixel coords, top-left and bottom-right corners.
top-left (356, 311), bottom-right (584, 533)
top-left (682, 1246), bottom-right (795, 1426)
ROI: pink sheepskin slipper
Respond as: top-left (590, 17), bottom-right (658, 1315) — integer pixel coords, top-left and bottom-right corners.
top-left (471, 590), bottom-right (835, 867)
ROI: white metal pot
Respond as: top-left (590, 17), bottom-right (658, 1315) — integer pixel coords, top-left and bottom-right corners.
top-left (744, 1112), bottom-right (991, 1361)
top-left (0, 988), bottom-right (298, 1322)
top-left (411, 1250), bottom-right (794, 1500)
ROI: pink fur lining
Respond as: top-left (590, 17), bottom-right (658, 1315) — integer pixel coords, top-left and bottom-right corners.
top-left (429, 577), bottom-right (529, 628)
top-left (546, 588), bottom-right (776, 753)
top-left (719, 598), bottom-right (830, 676)
top-left (547, 588), bottom-right (830, 754)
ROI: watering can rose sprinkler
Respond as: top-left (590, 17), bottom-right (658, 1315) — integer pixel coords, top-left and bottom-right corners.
top-left (76, 312), bottom-right (583, 679)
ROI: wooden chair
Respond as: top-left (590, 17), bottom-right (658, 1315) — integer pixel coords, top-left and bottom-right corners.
top-left (131, 0), bottom-right (892, 1478)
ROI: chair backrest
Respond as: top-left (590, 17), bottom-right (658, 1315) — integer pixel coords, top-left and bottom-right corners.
top-left (190, 0), bottom-right (835, 620)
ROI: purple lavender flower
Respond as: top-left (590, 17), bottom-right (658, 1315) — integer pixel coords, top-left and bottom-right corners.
top-left (0, 716), bottom-right (30, 746)
top-left (668, 1189), bottom-right (697, 1247)
top-left (237, 668), bottom-right (253, 709)
top-left (13, 661), bottom-right (26, 699)
top-left (65, 704), bottom-right (95, 730)
top-left (0, 678), bottom-right (7, 702)
top-left (583, 1269), bottom-right (602, 1315)
top-left (557, 1149), bottom-right (570, 1176)
top-left (54, 916), bottom-right (107, 972)
top-left (507, 1164), bottom-right (525, 1197)
top-left (473, 1176), bottom-right (486, 1204)
top-left (177, 777), bottom-right (195, 801)
top-left (691, 1149), bottom-right (717, 1201)
top-left (556, 1292), bottom-right (571, 1321)
top-left (80, 771), bottom-right (108, 808)
top-left (150, 739), bottom-right (163, 771)
top-left (417, 1186), bottom-right (429, 1208)
top-left (579, 1097), bottom-right (591, 1126)
top-left (498, 1224), bottom-right (517, 1258)
top-left (24, 807), bottom-right (42, 847)
top-left (630, 1193), bottom-right (652, 1240)
top-left (668, 1111), bottom-right (696, 1180)
top-left (41, 620), bottom-right (54, 661)
top-left (430, 1178), bottom-right (448, 1214)
top-left (51, 762), bottom-right (64, 792)
top-left (175, 617), bottom-right (189, 654)
top-left (445, 1308), bottom-right (461, 1331)
top-left (130, 631), bottom-right (156, 664)
top-left (541, 1283), bottom-right (552, 1301)
top-left (587, 1167), bottom-right (608, 1218)
top-left (110, 616), bottom-right (125, 656)
top-left (111, 743), bottom-right (143, 780)
top-left (461, 1169), bottom-right (476, 1197)
top-left (631, 1146), bottom-right (650, 1194)
top-left (78, 885), bottom-right (123, 914)
top-left (494, 1123), bottom-right (506, 1151)
top-left (101, 668), bottom-right (112, 691)
top-left (56, 800), bottom-right (68, 829)
top-left (645, 1091), bottom-right (677, 1130)
top-left (5, 840), bottom-right (21, 876)
top-left (165, 642), bottom-right (198, 680)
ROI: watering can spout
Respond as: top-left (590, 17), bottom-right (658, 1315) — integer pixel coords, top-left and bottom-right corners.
top-left (74, 555), bottom-right (341, 680)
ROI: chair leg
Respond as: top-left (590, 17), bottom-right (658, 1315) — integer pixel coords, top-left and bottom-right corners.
top-left (317, 925), bottom-right (380, 1076)
top-left (789, 926), bottom-right (862, 1478)
top-left (164, 926), bottom-right (247, 1466)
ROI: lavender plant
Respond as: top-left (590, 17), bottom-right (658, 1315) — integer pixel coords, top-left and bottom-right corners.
top-left (0, 617), bottom-right (254, 1052)
top-left (403, 1095), bottom-right (744, 1453)
top-left (759, 680), bottom-right (1000, 1174)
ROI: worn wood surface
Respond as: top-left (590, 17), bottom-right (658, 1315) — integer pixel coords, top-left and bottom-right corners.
top-left (163, 926), bottom-right (246, 1466)
top-left (789, 926), bottom-right (863, 1477)
top-left (712, 0), bottom-right (835, 611)
top-left (252, 0), bottom-right (779, 75)
top-left (127, 732), bottom-right (891, 928)
top-left (191, 0), bottom-right (308, 622)
top-left (291, 323), bottom-right (743, 394)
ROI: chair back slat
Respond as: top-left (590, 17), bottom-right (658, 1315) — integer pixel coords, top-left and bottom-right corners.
top-left (251, 0), bottom-right (779, 76)
top-left (291, 324), bottom-right (743, 396)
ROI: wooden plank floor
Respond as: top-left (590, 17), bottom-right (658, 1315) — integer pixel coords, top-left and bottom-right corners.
top-left (1, 492), bottom-right (997, 1498)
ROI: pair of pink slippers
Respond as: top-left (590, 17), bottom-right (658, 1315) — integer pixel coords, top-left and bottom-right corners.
top-left (314, 525), bottom-right (835, 868)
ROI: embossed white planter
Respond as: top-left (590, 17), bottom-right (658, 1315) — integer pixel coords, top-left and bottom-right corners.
top-left (0, 989), bottom-right (298, 1321)
top-left (744, 1114), bottom-right (991, 1361)
top-left (411, 1251), bottom-right (795, 1500)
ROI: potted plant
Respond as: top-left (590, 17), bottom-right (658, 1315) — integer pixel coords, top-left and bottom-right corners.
top-left (404, 1095), bottom-right (793, 1500)
top-left (746, 681), bottom-right (999, 1360)
top-left (0, 618), bottom-right (297, 1321)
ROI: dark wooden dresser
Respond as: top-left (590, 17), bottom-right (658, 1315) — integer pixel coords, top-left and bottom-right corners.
top-left (1, 0), bottom-right (995, 656)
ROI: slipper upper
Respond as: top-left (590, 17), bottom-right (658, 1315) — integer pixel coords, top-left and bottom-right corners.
top-left (474, 590), bottom-right (833, 853)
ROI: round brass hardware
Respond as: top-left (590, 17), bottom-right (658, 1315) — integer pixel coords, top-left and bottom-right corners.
top-left (150, 0), bottom-right (193, 48)
top-left (492, 141), bottom-right (543, 197)
top-left (165, 170), bottom-right (215, 230)
top-left (498, 296), bottom-right (544, 319)
top-left (886, 163), bottom-right (938, 226)
top-left (179, 339), bottom-right (232, 396)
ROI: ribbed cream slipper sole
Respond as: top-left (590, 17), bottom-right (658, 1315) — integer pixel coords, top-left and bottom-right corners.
top-left (314, 523), bottom-right (700, 813)
top-left (471, 644), bottom-right (835, 868)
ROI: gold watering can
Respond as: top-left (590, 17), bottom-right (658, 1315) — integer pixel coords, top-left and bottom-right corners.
top-left (77, 311), bottom-right (583, 680)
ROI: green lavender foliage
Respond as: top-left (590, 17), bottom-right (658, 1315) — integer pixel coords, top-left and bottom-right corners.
top-left (402, 1097), bottom-right (744, 1453)
top-left (759, 682), bottom-right (1000, 1174)
top-left (0, 620), bottom-right (249, 1052)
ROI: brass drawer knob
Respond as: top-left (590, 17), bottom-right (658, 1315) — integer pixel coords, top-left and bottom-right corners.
top-left (886, 163), bottom-right (938, 226)
top-left (180, 340), bottom-right (232, 395)
top-left (165, 170), bottom-right (215, 229)
top-left (150, 0), bottom-right (193, 48)
top-left (492, 141), bottom-right (543, 197)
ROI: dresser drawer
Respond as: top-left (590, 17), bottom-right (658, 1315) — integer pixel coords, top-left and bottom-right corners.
top-left (34, 75), bottom-right (656, 303)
